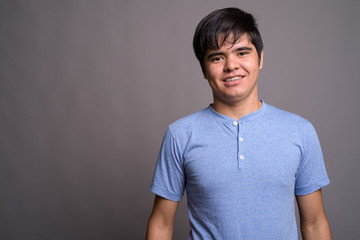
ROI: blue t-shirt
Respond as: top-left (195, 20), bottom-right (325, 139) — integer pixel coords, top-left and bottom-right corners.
top-left (150, 101), bottom-right (330, 239)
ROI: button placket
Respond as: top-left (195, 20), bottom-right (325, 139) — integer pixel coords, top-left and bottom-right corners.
top-left (237, 123), bottom-right (246, 169)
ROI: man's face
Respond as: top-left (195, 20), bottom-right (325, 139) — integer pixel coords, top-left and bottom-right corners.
top-left (203, 33), bottom-right (263, 105)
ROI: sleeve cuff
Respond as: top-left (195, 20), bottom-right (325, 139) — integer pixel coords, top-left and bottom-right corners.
top-left (295, 178), bottom-right (330, 196)
top-left (150, 184), bottom-right (183, 202)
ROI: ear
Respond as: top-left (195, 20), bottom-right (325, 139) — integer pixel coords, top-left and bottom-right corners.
top-left (259, 50), bottom-right (264, 69)
top-left (203, 72), bottom-right (208, 80)
top-left (201, 64), bottom-right (208, 80)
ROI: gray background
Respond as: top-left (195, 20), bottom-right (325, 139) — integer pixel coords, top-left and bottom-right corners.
top-left (1, 0), bottom-right (359, 239)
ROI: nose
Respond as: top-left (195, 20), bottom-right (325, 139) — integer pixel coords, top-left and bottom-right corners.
top-left (224, 56), bottom-right (239, 72)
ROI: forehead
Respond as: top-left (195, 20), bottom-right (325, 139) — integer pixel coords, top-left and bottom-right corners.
top-left (205, 33), bottom-right (252, 56)
top-left (217, 33), bottom-right (251, 48)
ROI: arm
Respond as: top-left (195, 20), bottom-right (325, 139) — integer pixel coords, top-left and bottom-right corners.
top-left (296, 189), bottom-right (332, 240)
top-left (146, 195), bottom-right (179, 240)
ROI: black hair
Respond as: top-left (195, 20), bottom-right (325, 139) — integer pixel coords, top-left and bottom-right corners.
top-left (193, 8), bottom-right (263, 74)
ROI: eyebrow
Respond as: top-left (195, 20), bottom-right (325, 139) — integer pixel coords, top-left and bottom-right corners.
top-left (206, 47), bottom-right (253, 60)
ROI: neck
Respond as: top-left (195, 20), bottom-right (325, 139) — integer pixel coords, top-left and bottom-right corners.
top-left (212, 97), bottom-right (262, 121)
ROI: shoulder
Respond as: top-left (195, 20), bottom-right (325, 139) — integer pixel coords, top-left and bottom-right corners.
top-left (163, 107), bottom-right (212, 145)
top-left (168, 107), bottom-right (210, 132)
top-left (264, 103), bottom-right (315, 131)
top-left (262, 103), bottom-right (321, 155)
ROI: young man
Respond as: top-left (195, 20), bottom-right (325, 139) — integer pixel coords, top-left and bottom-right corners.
top-left (147, 7), bottom-right (331, 240)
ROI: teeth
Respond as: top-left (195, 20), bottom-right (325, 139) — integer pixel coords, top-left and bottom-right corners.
top-left (224, 76), bottom-right (242, 82)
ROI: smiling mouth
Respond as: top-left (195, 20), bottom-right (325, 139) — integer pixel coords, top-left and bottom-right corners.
top-left (224, 76), bottom-right (244, 82)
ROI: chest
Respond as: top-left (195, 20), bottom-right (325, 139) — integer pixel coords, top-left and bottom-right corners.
top-left (182, 123), bottom-right (301, 196)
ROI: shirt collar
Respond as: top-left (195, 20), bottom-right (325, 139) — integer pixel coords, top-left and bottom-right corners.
top-left (206, 100), bottom-right (266, 124)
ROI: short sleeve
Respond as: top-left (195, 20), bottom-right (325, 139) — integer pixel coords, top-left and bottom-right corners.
top-left (150, 127), bottom-right (185, 201)
top-left (295, 123), bottom-right (330, 195)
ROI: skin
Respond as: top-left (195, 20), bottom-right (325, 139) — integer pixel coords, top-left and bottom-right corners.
top-left (146, 33), bottom-right (332, 240)
top-left (146, 195), bottom-right (179, 240)
top-left (296, 189), bottom-right (332, 239)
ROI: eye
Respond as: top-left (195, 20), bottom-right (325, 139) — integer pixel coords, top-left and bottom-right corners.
top-left (211, 56), bottom-right (223, 62)
top-left (238, 52), bottom-right (247, 56)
